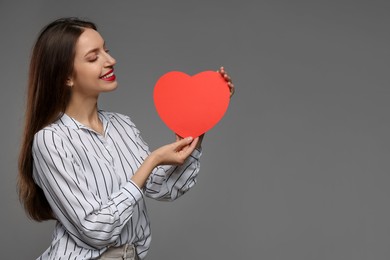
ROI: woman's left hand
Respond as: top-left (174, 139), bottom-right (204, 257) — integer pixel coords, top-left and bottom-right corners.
top-left (218, 66), bottom-right (235, 98)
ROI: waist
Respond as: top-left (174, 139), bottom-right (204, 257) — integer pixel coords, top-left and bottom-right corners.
top-left (99, 244), bottom-right (137, 259)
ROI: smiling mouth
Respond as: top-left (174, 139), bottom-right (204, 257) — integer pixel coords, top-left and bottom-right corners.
top-left (100, 69), bottom-right (116, 81)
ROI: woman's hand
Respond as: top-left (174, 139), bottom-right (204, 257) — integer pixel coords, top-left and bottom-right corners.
top-left (175, 134), bottom-right (204, 149)
top-left (131, 137), bottom-right (199, 189)
top-left (151, 137), bottom-right (200, 166)
top-left (218, 66), bottom-right (235, 98)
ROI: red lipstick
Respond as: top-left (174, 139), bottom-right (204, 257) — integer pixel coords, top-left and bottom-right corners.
top-left (100, 69), bottom-right (116, 81)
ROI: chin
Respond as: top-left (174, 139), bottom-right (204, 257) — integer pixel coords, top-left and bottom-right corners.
top-left (103, 82), bottom-right (118, 92)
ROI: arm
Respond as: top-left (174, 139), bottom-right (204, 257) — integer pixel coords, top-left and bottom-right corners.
top-left (126, 119), bottom-right (202, 201)
top-left (33, 130), bottom-right (144, 250)
top-left (131, 136), bottom-right (200, 190)
top-left (144, 146), bottom-right (202, 201)
top-left (33, 127), bottom-right (198, 249)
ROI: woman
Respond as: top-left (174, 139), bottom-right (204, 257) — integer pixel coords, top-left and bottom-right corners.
top-left (18, 17), bottom-right (234, 260)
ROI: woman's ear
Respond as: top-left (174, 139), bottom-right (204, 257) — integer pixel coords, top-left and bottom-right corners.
top-left (66, 78), bottom-right (73, 87)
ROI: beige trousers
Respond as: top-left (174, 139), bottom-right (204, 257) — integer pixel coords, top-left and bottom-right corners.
top-left (98, 244), bottom-right (138, 260)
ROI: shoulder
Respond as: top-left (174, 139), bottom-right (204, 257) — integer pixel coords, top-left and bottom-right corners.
top-left (33, 121), bottom-right (71, 150)
top-left (32, 127), bottom-right (62, 156)
top-left (34, 125), bottom-right (58, 141)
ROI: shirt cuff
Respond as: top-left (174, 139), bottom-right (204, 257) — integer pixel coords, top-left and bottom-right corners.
top-left (121, 180), bottom-right (144, 204)
top-left (190, 147), bottom-right (202, 160)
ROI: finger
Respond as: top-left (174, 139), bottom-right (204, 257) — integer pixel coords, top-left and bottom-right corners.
top-left (181, 137), bottom-right (199, 156)
top-left (227, 81), bottom-right (235, 95)
top-left (224, 74), bottom-right (231, 82)
top-left (190, 137), bottom-right (199, 148)
top-left (175, 134), bottom-right (183, 141)
top-left (228, 82), bottom-right (235, 91)
top-left (174, 136), bottom-right (193, 151)
top-left (230, 87), bottom-right (235, 97)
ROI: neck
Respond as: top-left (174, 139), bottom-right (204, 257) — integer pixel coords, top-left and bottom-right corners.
top-left (65, 94), bottom-right (103, 134)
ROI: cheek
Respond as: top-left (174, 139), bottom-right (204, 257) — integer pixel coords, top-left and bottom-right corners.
top-left (74, 66), bottom-right (101, 85)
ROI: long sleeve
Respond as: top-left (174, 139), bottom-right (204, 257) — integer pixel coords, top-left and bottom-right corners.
top-left (145, 150), bottom-right (201, 201)
top-left (125, 117), bottom-right (202, 201)
top-left (32, 129), bottom-right (143, 250)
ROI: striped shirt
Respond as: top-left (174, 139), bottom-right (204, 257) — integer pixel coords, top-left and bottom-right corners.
top-left (32, 111), bottom-right (201, 260)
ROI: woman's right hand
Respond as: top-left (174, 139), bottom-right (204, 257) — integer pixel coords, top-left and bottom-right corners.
top-left (131, 137), bottom-right (199, 188)
top-left (150, 137), bottom-right (199, 166)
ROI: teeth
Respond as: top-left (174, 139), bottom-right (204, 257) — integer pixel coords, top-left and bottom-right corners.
top-left (102, 72), bottom-right (114, 79)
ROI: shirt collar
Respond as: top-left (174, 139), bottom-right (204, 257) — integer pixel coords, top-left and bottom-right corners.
top-left (57, 110), bottom-right (113, 135)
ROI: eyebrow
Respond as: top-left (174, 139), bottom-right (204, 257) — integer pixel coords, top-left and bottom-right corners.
top-left (84, 41), bottom-right (106, 57)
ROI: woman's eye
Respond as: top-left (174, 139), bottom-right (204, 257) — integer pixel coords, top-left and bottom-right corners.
top-left (87, 56), bottom-right (98, 62)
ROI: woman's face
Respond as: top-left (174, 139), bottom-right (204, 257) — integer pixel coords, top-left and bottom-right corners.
top-left (69, 28), bottom-right (117, 97)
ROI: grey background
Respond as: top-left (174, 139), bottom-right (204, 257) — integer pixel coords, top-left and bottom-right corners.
top-left (1, 0), bottom-right (389, 259)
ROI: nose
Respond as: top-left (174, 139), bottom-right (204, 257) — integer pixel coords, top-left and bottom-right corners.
top-left (104, 51), bottom-right (116, 66)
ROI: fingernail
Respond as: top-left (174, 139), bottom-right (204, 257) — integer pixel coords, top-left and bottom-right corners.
top-left (186, 137), bottom-right (193, 141)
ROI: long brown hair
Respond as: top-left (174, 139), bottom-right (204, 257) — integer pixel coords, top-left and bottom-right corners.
top-left (18, 17), bottom-right (97, 221)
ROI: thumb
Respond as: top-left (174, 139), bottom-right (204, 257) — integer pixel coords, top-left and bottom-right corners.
top-left (174, 136), bottom-right (193, 150)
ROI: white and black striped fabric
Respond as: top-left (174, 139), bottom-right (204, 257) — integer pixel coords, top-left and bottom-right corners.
top-left (32, 111), bottom-right (201, 260)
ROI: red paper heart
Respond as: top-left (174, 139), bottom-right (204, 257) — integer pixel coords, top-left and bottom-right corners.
top-left (153, 71), bottom-right (230, 138)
